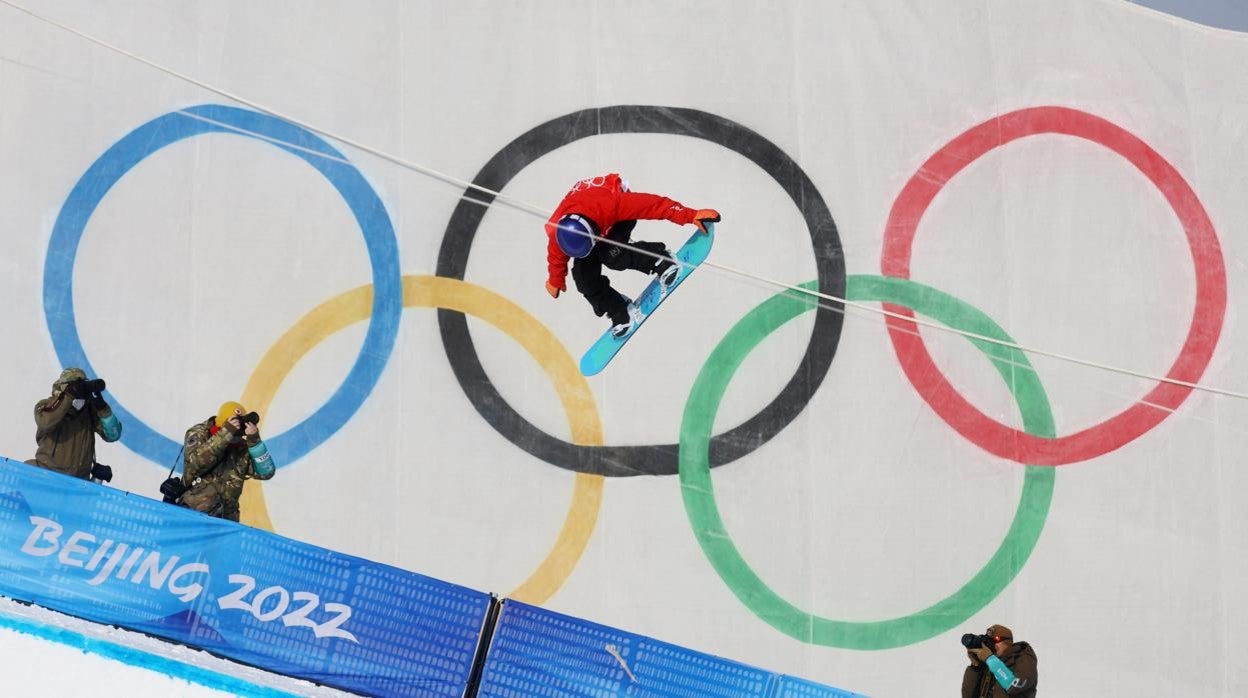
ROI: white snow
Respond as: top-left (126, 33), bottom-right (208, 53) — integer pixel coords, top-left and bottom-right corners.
top-left (0, 596), bottom-right (357, 697)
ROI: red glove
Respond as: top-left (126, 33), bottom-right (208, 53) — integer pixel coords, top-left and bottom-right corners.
top-left (692, 209), bottom-right (720, 234)
top-left (545, 280), bottom-right (563, 299)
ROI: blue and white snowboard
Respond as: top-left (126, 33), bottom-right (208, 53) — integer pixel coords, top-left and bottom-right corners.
top-left (579, 223), bottom-right (715, 376)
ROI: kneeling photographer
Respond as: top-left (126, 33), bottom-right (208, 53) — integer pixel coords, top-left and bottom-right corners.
top-left (27, 368), bottom-right (122, 482)
top-left (961, 624), bottom-right (1037, 697)
top-left (176, 402), bottom-right (276, 522)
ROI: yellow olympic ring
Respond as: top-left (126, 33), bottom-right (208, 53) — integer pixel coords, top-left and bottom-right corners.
top-left (236, 275), bottom-right (604, 604)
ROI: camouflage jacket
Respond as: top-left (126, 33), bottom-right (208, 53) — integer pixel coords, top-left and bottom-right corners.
top-left (29, 394), bottom-right (122, 479)
top-left (180, 417), bottom-right (275, 522)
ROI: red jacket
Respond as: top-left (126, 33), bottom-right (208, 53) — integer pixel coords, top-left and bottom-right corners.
top-left (545, 173), bottom-right (698, 290)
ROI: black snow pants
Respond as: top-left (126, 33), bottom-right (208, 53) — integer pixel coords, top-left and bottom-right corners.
top-left (571, 220), bottom-right (670, 325)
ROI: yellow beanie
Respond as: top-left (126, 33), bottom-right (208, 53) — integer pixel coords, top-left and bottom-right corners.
top-left (216, 401), bottom-right (245, 427)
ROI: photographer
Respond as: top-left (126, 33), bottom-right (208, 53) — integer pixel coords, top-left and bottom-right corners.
top-left (961, 624), bottom-right (1038, 697)
top-left (27, 368), bottom-right (121, 481)
top-left (179, 402), bottom-right (275, 522)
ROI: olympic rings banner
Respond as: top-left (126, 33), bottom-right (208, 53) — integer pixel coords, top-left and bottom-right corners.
top-left (0, 459), bottom-right (491, 697)
top-left (3, 2), bottom-right (1247, 695)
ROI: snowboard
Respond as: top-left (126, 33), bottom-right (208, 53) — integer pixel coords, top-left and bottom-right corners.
top-left (579, 223), bottom-right (715, 376)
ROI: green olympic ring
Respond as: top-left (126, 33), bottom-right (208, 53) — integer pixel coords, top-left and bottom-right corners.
top-left (678, 275), bottom-right (1056, 649)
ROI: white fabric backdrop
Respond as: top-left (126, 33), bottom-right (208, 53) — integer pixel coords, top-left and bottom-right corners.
top-left (1, 1), bottom-right (1245, 694)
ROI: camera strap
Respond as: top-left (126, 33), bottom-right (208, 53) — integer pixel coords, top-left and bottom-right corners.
top-left (166, 447), bottom-right (184, 482)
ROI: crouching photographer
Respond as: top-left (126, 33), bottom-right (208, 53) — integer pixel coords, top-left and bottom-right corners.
top-left (172, 402), bottom-right (276, 523)
top-left (27, 368), bottom-right (122, 482)
top-left (961, 624), bottom-right (1038, 697)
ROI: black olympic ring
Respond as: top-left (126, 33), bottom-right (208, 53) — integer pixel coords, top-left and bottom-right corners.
top-left (435, 106), bottom-right (845, 476)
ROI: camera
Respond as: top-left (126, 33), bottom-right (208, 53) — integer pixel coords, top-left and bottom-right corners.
top-left (67, 378), bottom-right (106, 398)
top-left (160, 476), bottom-right (187, 504)
top-left (223, 411), bottom-right (259, 430)
top-left (961, 633), bottom-right (994, 649)
top-left (90, 462), bottom-right (113, 483)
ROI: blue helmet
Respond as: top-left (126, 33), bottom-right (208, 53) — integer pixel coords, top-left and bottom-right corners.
top-left (555, 214), bottom-right (597, 258)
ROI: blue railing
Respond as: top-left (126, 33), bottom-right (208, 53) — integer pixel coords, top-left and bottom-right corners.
top-left (0, 457), bottom-right (863, 697)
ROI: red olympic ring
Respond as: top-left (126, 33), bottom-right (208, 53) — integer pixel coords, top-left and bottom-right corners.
top-left (881, 106), bottom-right (1226, 465)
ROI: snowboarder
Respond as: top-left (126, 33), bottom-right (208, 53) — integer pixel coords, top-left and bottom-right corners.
top-left (544, 173), bottom-right (719, 337)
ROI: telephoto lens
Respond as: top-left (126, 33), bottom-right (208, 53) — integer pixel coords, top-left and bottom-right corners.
top-left (961, 633), bottom-right (991, 649)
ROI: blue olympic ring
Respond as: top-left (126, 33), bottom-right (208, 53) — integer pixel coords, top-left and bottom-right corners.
top-left (43, 104), bottom-right (402, 471)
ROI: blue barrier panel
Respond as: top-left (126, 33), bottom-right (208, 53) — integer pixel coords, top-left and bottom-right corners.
top-left (773, 675), bottom-right (868, 698)
top-left (477, 600), bottom-right (865, 697)
top-left (0, 457), bottom-right (490, 697)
